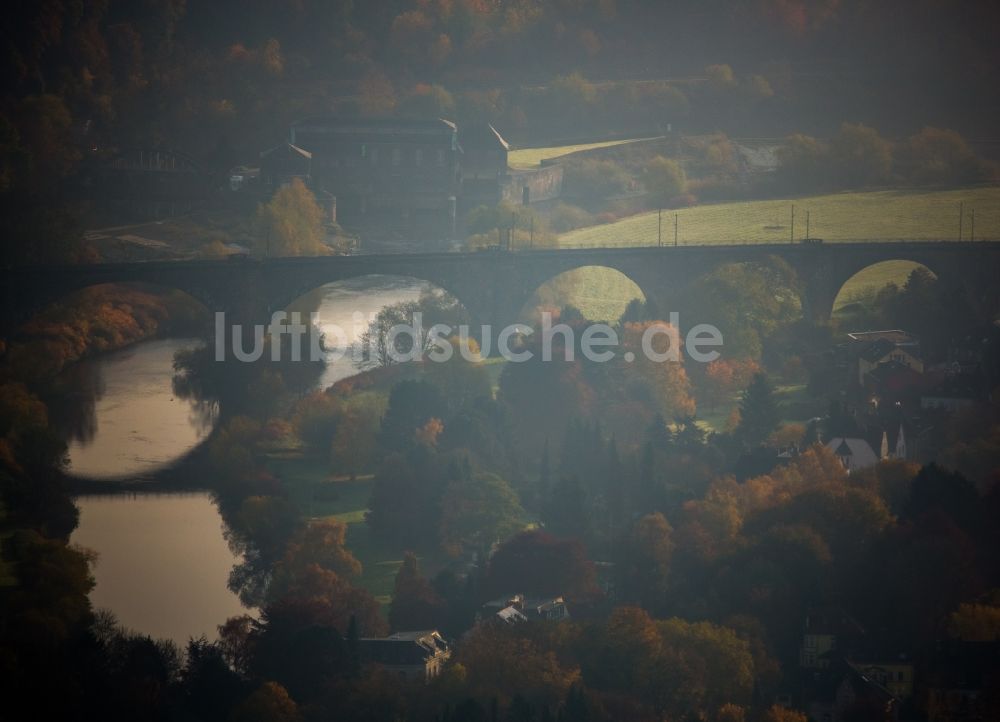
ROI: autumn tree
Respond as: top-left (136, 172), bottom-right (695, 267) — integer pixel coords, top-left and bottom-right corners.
top-left (261, 519), bottom-right (385, 636)
top-left (706, 63), bottom-right (738, 91)
top-left (830, 123), bottom-right (892, 188)
top-left (454, 624), bottom-right (581, 710)
top-left (716, 703), bottom-right (747, 722)
top-left (775, 133), bottom-right (829, 192)
top-left (398, 83), bottom-right (456, 119)
top-left (256, 178), bottom-right (328, 257)
top-left (1, 529), bottom-right (95, 651)
top-left (947, 596), bottom-right (1000, 641)
top-left (358, 70), bottom-right (397, 116)
top-left (181, 636), bottom-right (246, 721)
top-left (549, 72), bottom-right (597, 119)
top-left (253, 599), bottom-right (354, 695)
top-left (388, 10), bottom-right (451, 69)
top-left (439, 470), bottom-right (524, 559)
top-left (643, 156), bottom-right (687, 203)
top-left (422, 335), bottom-right (493, 414)
top-left (677, 259), bottom-right (802, 361)
top-left (582, 608), bottom-right (753, 717)
top-left (855, 512), bottom-right (976, 648)
top-left (271, 519), bottom-right (363, 589)
top-left (617, 512), bottom-right (675, 613)
top-left (621, 321), bottom-right (696, 419)
top-left (367, 445), bottom-right (453, 549)
top-left (218, 615), bottom-right (255, 676)
top-left (225, 494), bottom-right (301, 605)
top-left (486, 530), bottom-right (599, 601)
top-left (264, 567), bottom-right (385, 639)
top-left (656, 618), bottom-right (755, 715)
top-left (736, 373), bottom-right (779, 447)
top-left (497, 347), bottom-right (595, 456)
top-left (698, 358), bottom-right (761, 412)
top-left (330, 397), bottom-right (381, 480)
top-left (761, 705), bottom-right (807, 722)
top-left (361, 291), bottom-right (468, 368)
top-left (389, 552), bottom-right (446, 631)
top-left (378, 380), bottom-right (448, 453)
top-left (898, 127), bottom-right (984, 185)
top-left (292, 391), bottom-right (342, 449)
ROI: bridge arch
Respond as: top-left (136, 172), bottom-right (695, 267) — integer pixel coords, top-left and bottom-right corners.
top-left (280, 273), bottom-right (474, 339)
top-left (5, 242), bottom-right (1000, 337)
top-left (276, 274), bottom-right (479, 381)
top-left (831, 259), bottom-right (936, 318)
top-left (799, 248), bottom-right (957, 322)
top-left (519, 265), bottom-right (647, 324)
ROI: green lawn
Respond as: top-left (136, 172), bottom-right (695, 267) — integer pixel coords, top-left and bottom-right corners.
top-left (524, 266), bottom-right (644, 323)
top-left (508, 137), bottom-right (658, 169)
top-left (269, 454), bottom-right (445, 606)
top-left (559, 187), bottom-right (1000, 246)
top-left (833, 259), bottom-right (926, 311)
top-left (695, 383), bottom-right (820, 435)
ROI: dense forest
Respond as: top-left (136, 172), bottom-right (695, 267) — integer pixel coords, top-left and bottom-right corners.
top-left (4, 0), bottom-right (1000, 263)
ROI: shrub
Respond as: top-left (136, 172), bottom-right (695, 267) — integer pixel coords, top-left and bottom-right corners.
top-left (668, 192), bottom-right (698, 208)
top-left (546, 203), bottom-right (594, 233)
top-left (830, 122), bottom-right (892, 188)
top-left (464, 202), bottom-right (536, 236)
top-left (642, 155), bottom-right (687, 202)
top-left (563, 158), bottom-right (632, 200)
top-left (897, 127), bottom-right (986, 186)
top-left (775, 133), bottom-right (830, 192)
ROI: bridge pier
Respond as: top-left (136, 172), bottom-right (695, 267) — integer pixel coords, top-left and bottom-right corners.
top-left (800, 283), bottom-right (838, 325)
top-left (2, 243), bottom-right (998, 345)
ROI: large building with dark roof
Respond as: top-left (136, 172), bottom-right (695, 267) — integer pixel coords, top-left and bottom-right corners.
top-left (290, 117), bottom-right (462, 229)
top-left (265, 117), bottom-right (562, 237)
top-left (358, 630), bottom-right (451, 683)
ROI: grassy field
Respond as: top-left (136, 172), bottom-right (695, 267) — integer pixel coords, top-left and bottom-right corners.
top-left (537, 187), bottom-right (998, 320)
top-left (833, 259), bottom-right (926, 312)
top-left (559, 187), bottom-right (1000, 246)
top-left (695, 383), bottom-right (822, 434)
top-left (524, 267), bottom-right (644, 322)
top-left (508, 137), bottom-right (657, 169)
top-left (270, 455), bottom-right (432, 606)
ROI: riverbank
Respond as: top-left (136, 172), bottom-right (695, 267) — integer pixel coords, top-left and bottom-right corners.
top-left (67, 429), bottom-right (220, 494)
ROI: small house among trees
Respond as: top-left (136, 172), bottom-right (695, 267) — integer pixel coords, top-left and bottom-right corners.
top-left (358, 630), bottom-right (451, 683)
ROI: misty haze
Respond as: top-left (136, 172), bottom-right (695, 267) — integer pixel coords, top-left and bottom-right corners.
top-left (2, 2), bottom-right (1000, 721)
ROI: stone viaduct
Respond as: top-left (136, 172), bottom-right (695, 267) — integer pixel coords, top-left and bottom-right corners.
top-left (3, 242), bottom-right (998, 337)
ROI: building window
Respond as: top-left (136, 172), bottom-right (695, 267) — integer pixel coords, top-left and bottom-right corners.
top-left (370, 147), bottom-right (379, 165)
top-left (361, 143), bottom-right (367, 159)
top-left (392, 148), bottom-right (401, 166)
top-left (436, 149), bottom-right (445, 166)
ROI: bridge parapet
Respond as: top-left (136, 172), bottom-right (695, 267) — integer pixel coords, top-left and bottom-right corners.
top-left (3, 241), bottom-right (999, 334)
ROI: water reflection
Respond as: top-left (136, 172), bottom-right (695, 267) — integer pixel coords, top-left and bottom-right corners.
top-left (64, 277), bottom-right (429, 643)
top-left (49, 359), bottom-right (104, 445)
top-left (287, 275), bottom-right (430, 388)
top-left (72, 492), bottom-right (247, 645)
top-left (52, 339), bottom-right (217, 479)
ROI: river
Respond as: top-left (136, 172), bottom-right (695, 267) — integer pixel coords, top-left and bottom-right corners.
top-left (67, 275), bottom-right (427, 644)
